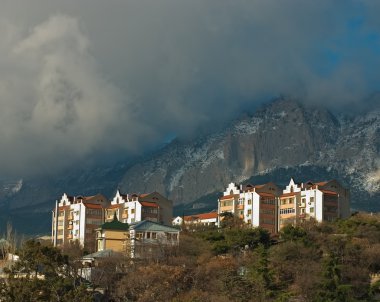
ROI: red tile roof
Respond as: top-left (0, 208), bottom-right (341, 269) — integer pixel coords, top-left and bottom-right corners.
top-left (184, 212), bottom-right (218, 221)
top-left (141, 201), bottom-right (159, 208)
top-left (320, 189), bottom-right (338, 195)
top-left (280, 192), bottom-right (296, 198)
top-left (108, 204), bottom-right (121, 209)
top-left (220, 194), bottom-right (236, 200)
top-left (196, 212), bottom-right (218, 220)
top-left (84, 203), bottom-right (103, 209)
top-left (258, 192), bottom-right (275, 198)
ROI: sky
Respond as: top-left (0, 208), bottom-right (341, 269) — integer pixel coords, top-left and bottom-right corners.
top-left (0, 0), bottom-right (379, 177)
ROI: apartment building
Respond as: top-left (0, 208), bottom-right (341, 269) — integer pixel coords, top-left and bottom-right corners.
top-left (52, 193), bottom-right (110, 252)
top-left (218, 182), bottom-right (281, 234)
top-left (278, 178), bottom-right (350, 231)
top-left (218, 179), bottom-right (350, 233)
top-left (105, 190), bottom-right (173, 225)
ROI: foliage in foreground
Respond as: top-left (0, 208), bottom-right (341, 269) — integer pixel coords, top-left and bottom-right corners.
top-left (1, 213), bottom-right (380, 301)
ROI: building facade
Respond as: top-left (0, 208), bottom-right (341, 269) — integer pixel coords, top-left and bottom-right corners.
top-left (105, 191), bottom-right (173, 226)
top-left (278, 178), bottom-right (350, 231)
top-left (52, 193), bottom-right (110, 252)
top-left (218, 182), bottom-right (281, 234)
top-left (96, 219), bottom-right (180, 259)
top-left (218, 179), bottom-right (350, 233)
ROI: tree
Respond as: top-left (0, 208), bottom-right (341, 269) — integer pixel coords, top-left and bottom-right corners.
top-left (1, 239), bottom-right (93, 302)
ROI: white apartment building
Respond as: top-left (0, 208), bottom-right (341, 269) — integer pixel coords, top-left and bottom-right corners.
top-left (52, 193), bottom-right (109, 252)
top-left (105, 190), bottom-right (173, 226)
top-left (278, 178), bottom-right (350, 231)
top-left (218, 182), bottom-right (281, 234)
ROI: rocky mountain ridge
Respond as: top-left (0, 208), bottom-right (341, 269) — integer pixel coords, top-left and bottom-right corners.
top-left (120, 99), bottom-right (380, 210)
top-left (0, 98), bottom-right (379, 234)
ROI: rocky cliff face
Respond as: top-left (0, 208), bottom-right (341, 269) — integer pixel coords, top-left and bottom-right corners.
top-left (119, 98), bottom-right (380, 209)
top-left (0, 98), bottom-right (379, 234)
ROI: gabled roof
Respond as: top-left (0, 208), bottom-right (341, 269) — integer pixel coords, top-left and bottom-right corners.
top-left (98, 215), bottom-right (129, 231)
top-left (129, 220), bottom-right (179, 233)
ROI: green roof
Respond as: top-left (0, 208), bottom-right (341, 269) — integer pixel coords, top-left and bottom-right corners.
top-left (130, 220), bottom-right (179, 232)
top-left (99, 215), bottom-right (129, 231)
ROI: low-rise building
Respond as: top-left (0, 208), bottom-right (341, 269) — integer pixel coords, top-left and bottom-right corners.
top-left (96, 219), bottom-right (180, 259)
top-left (96, 215), bottom-right (129, 253)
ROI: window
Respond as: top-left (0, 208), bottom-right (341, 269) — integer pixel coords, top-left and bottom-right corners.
top-left (136, 232), bottom-right (143, 239)
top-left (310, 197), bottom-right (314, 203)
top-left (280, 208), bottom-right (295, 215)
top-left (289, 198), bottom-right (294, 204)
top-left (239, 210), bottom-right (244, 215)
top-left (152, 232), bottom-right (157, 239)
top-left (131, 209), bottom-right (135, 214)
top-left (247, 199), bottom-right (252, 205)
top-left (146, 232), bottom-right (151, 239)
top-left (262, 199), bottom-right (275, 205)
top-left (247, 219), bottom-right (252, 224)
top-left (310, 207), bottom-right (314, 213)
top-left (247, 209), bottom-right (252, 215)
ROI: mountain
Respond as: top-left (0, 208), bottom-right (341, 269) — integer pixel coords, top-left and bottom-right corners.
top-left (119, 98), bottom-right (380, 212)
top-left (0, 98), bottom-right (379, 234)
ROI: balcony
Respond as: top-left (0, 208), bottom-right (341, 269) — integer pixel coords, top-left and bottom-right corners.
top-left (67, 225), bottom-right (73, 230)
top-left (122, 213), bottom-right (128, 219)
top-left (67, 234), bottom-right (73, 239)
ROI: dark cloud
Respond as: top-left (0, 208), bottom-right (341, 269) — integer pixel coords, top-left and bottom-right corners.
top-left (0, 1), bottom-right (379, 176)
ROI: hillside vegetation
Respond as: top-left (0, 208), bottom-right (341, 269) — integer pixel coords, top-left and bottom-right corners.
top-left (1, 213), bottom-right (380, 301)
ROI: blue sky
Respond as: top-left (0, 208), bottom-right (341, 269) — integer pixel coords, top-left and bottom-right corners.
top-left (0, 0), bottom-right (379, 176)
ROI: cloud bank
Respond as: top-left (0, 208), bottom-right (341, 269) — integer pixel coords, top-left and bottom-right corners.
top-left (0, 0), bottom-right (379, 176)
